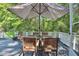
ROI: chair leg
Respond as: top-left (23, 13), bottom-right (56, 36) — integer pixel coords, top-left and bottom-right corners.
top-left (23, 52), bottom-right (25, 56)
top-left (33, 52), bottom-right (36, 56)
top-left (49, 52), bottom-right (52, 56)
top-left (19, 50), bottom-right (23, 56)
top-left (51, 50), bottom-right (57, 56)
top-left (56, 51), bottom-right (57, 56)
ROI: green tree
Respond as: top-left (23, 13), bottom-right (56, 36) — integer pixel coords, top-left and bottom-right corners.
top-left (0, 3), bottom-right (79, 37)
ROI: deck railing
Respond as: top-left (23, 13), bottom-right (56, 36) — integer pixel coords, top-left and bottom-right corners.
top-left (59, 40), bottom-right (78, 56)
top-left (72, 34), bottom-right (79, 53)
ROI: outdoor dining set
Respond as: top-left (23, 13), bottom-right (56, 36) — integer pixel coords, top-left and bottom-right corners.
top-left (18, 32), bottom-right (59, 56)
top-left (7, 3), bottom-right (69, 56)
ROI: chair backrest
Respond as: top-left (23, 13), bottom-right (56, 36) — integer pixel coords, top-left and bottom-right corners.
top-left (42, 32), bottom-right (48, 36)
top-left (33, 32), bottom-right (39, 36)
top-left (43, 38), bottom-right (59, 49)
top-left (22, 37), bottom-right (36, 47)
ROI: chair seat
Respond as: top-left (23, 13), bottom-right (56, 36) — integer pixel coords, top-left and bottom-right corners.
top-left (23, 48), bottom-right (35, 51)
top-left (24, 46), bottom-right (35, 49)
top-left (46, 45), bottom-right (53, 48)
top-left (44, 48), bottom-right (52, 52)
top-left (45, 45), bottom-right (56, 50)
top-left (23, 43), bottom-right (36, 51)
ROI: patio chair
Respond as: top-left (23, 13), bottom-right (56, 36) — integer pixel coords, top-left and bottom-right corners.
top-left (42, 32), bottom-right (48, 36)
top-left (22, 37), bottom-right (38, 56)
top-left (42, 38), bottom-right (59, 56)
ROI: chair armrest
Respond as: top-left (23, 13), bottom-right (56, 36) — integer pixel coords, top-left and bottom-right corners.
top-left (41, 41), bottom-right (44, 46)
top-left (36, 40), bottom-right (39, 47)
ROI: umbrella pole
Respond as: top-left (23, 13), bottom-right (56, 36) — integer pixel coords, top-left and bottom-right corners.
top-left (38, 3), bottom-right (41, 36)
top-left (38, 13), bottom-right (41, 36)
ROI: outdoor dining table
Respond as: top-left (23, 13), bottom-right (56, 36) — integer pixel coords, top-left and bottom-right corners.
top-left (21, 34), bottom-right (59, 47)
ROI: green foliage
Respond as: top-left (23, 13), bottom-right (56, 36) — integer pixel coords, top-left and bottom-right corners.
top-left (0, 3), bottom-right (79, 37)
top-left (5, 32), bottom-right (15, 38)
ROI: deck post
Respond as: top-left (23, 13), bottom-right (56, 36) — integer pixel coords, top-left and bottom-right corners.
top-left (69, 3), bottom-right (73, 48)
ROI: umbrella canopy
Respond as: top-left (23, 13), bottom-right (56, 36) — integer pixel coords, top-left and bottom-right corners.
top-left (8, 3), bottom-right (68, 34)
top-left (8, 3), bottom-right (68, 20)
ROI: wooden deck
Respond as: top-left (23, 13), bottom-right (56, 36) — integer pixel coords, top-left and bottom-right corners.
top-left (0, 38), bottom-right (78, 56)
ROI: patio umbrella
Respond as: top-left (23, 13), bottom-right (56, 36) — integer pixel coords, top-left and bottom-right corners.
top-left (8, 3), bottom-right (68, 34)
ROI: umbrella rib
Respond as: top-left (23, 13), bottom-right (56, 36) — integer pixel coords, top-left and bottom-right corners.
top-left (24, 4), bottom-right (38, 19)
top-left (48, 4), bottom-right (68, 15)
top-left (41, 3), bottom-right (49, 14)
top-left (42, 3), bottom-right (57, 19)
top-left (48, 4), bottom-right (60, 19)
top-left (31, 4), bottom-right (39, 14)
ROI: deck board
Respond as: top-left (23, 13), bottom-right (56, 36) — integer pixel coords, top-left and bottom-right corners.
top-left (0, 39), bottom-right (22, 56)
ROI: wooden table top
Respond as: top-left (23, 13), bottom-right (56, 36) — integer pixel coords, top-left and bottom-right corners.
top-left (22, 35), bottom-right (59, 40)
